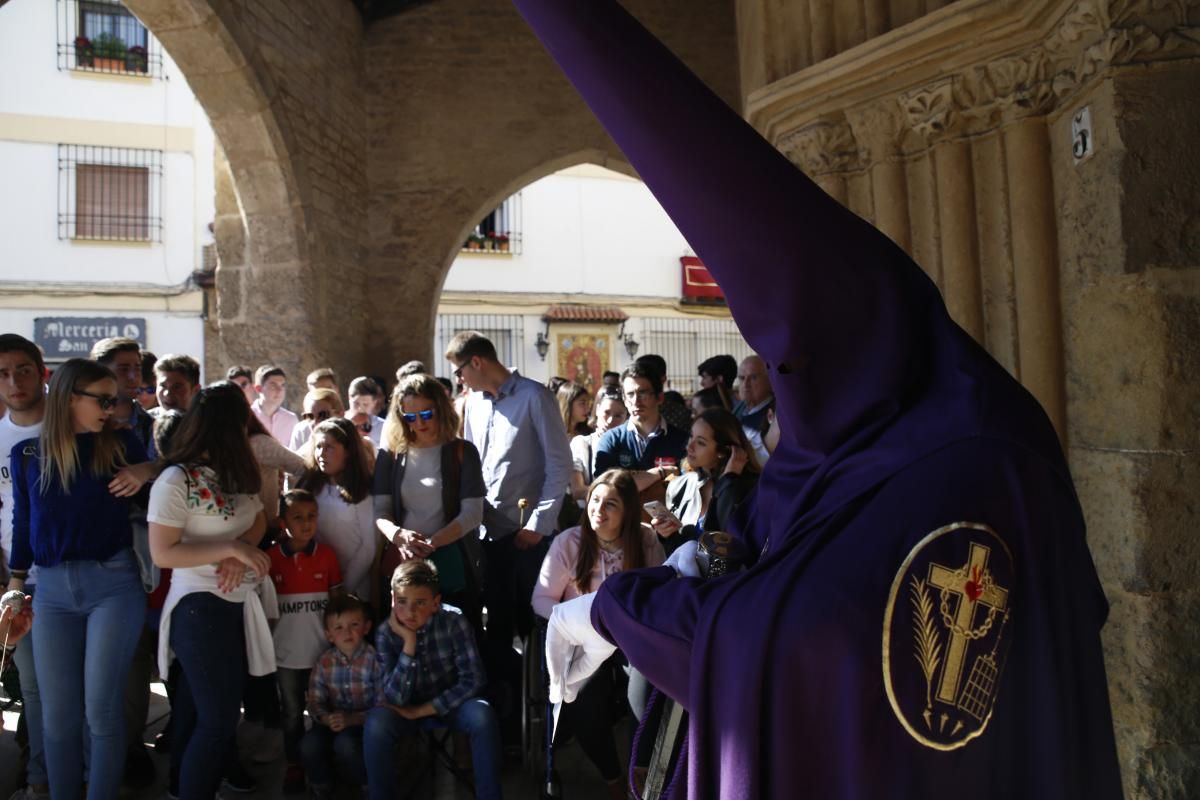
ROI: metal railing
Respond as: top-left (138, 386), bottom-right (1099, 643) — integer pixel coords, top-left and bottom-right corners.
top-left (462, 193), bottom-right (523, 254)
top-left (639, 317), bottom-right (754, 395)
top-left (434, 314), bottom-right (527, 379)
top-left (57, 0), bottom-right (163, 78)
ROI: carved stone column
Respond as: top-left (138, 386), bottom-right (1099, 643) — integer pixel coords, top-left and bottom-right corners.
top-left (777, 116), bottom-right (862, 207)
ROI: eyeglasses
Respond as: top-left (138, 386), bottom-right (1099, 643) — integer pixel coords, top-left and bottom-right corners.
top-left (452, 361), bottom-right (470, 379)
top-left (301, 409), bottom-right (332, 422)
top-left (401, 409), bottom-right (435, 423)
top-left (136, 386), bottom-right (156, 396)
top-left (73, 389), bottom-right (119, 410)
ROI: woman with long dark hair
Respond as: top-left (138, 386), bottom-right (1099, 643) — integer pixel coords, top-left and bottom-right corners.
top-left (651, 407), bottom-right (761, 556)
top-left (373, 373), bottom-right (485, 632)
top-left (8, 358), bottom-right (154, 800)
top-left (532, 469), bottom-right (663, 800)
top-left (148, 381), bottom-right (272, 800)
top-left (296, 417), bottom-right (376, 602)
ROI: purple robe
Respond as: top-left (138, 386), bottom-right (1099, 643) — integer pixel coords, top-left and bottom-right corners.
top-left (512, 1), bottom-right (1124, 797)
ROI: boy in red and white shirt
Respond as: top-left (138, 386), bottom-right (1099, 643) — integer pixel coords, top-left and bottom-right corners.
top-left (268, 489), bottom-right (342, 794)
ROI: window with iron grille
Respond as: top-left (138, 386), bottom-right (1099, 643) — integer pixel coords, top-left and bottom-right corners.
top-left (57, 0), bottom-right (163, 78)
top-left (639, 318), bottom-right (754, 395)
top-left (434, 314), bottom-right (527, 378)
top-left (58, 145), bottom-right (163, 242)
top-left (462, 193), bottom-right (523, 254)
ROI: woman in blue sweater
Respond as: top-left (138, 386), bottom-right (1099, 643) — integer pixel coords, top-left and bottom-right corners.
top-left (8, 358), bottom-right (155, 800)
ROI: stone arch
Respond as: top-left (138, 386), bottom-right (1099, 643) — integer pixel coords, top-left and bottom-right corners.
top-left (122, 0), bottom-right (369, 393)
top-left (435, 147), bottom-right (639, 299)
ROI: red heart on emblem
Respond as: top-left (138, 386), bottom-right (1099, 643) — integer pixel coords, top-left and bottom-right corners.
top-left (964, 580), bottom-right (983, 601)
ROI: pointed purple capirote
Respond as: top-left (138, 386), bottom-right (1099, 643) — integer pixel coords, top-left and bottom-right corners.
top-left (513, 1), bottom-right (1124, 798)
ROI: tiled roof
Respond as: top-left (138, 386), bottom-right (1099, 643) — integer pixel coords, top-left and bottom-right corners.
top-left (543, 304), bottom-right (629, 323)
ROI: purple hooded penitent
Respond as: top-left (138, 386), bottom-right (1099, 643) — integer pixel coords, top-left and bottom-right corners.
top-left (512, 1), bottom-right (1124, 797)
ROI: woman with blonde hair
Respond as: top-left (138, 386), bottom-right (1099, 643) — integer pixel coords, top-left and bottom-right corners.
top-left (373, 373), bottom-right (485, 633)
top-left (296, 417), bottom-right (377, 603)
top-left (288, 387), bottom-right (344, 453)
top-left (8, 358), bottom-right (154, 800)
top-left (532, 469), bottom-right (663, 799)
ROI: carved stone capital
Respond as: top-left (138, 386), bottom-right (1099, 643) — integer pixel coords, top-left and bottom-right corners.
top-left (777, 116), bottom-right (864, 175)
top-left (845, 101), bottom-right (906, 162)
top-left (895, 0), bottom-right (1200, 146)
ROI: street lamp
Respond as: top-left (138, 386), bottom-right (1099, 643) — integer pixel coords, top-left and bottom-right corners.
top-left (535, 332), bottom-right (550, 361)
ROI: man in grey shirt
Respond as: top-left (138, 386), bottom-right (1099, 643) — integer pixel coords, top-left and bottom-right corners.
top-left (447, 331), bottom-right (573, 733)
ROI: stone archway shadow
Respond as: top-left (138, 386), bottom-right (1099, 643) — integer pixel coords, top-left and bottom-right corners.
top-left (121, 0), bottom-right (316, 374)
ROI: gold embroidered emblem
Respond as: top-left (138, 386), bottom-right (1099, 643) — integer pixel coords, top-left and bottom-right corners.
top-left (882, 522), bottom-right (1014, 750)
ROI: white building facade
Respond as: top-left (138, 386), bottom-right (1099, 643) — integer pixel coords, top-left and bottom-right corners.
top-left (438, 164), bottom-right (752, 394)
top-left (0, 0), bottom-right (214, 369)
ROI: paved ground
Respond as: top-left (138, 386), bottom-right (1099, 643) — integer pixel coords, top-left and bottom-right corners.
top-left (0, 682), bottom-right (626, 799)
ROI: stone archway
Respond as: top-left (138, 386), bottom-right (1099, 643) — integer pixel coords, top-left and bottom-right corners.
top-left (123, 0), bottom-right (371, 393)
top-left (359, 0), bottom-right (741, 374)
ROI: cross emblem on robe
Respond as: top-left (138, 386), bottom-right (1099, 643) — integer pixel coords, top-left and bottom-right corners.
top-left (927, 543), bottom-right (1009, 704)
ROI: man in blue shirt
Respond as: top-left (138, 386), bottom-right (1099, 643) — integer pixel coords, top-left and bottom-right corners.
top-left (447, 330), bottom-right (572, 736)
top-left (594, 362), bottom-right (688, 492)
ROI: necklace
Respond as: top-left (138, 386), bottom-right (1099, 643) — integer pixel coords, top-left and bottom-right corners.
top-left (596, 534), bottom-right (623, 553)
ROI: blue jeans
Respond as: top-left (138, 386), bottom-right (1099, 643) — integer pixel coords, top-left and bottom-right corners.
top-left (13, 583), bottom-right (48, 787)
top-left (301, 724), bottom-right (366, 786)
top-left (277, 667), bottom-right (310, 764)
top-left (364, 699), bottom-right (502, 800)
top-left (32, 549), bottom-right (144, 800)
top-left (168, 591), bottom-right (246, 800)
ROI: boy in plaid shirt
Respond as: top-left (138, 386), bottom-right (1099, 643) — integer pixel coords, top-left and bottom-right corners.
top-left (364, 560), bottom-right (502, 800)
top-left (301, 593), bottom-right (380, 798)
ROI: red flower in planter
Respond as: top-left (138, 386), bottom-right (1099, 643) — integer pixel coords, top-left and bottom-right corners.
top-left (74, 35), bottom-right (93, 51)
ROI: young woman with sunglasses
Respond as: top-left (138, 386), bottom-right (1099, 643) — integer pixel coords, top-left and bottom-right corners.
top-left (373, 373), bottom-right (485, 633)
top-left (297, 417), bottom-right (377, 603)
top-left (288, 387), bottom-right (344, 453)
top-left (8, 358), bottom-right (156, 800)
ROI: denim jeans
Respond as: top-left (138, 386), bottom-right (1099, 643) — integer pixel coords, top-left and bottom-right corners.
top-left (364, 698), bottom-right (502, 800)
top-left (31, 549), bottom-right (145, 800)
top-left (277, 666), bottom-right (310, 764)
top-left (12, 628), bottom-right (47, 786)
top-left (168, 591), bottom-right (247, 800)
top-left (300, 724), bottom-right (365, 786)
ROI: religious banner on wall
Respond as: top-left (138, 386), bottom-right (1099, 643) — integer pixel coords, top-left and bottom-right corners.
top-left (556, 332), bottom-right (610, 396)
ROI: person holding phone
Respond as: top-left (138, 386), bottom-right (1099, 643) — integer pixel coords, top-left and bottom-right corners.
top-left (648, 408), bottom-right (761, 557)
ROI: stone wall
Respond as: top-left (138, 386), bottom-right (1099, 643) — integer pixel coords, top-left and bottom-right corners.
top-left (361, 0), bottom-right (742, 371)
top-left (126, 0), bottom-right (369, 402)
top-left (739, 0), bottom-right (1200, 794)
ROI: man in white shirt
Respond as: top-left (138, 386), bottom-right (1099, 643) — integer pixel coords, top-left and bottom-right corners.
top-left (0, 333), bottom-right (49, 799)
top-left (253, 364), bottom-right (299, 446)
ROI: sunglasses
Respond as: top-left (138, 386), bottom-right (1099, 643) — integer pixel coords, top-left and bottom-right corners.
top-left (301, 409), bottom-right (333, 422)
top-left (402, 409), bottom-right (435, 423)
top-left (73, 389), bottom-right (119, 410)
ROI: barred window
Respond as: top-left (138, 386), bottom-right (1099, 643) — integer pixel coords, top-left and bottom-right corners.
top-left (462, 193), bottom-right (523, 254)
top-left (57, 0), bottom-right (163, 78)
top-left (640, 318), bottom-right (754, 394)
top-left (435, 314), bottom-right (526, 377)
top-left (58, 145), bottom-right (163, 242)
